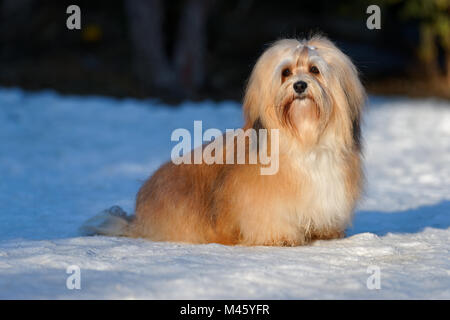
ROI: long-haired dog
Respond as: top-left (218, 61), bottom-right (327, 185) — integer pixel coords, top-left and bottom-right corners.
top-left (81, 35), bottom-right (365, 246)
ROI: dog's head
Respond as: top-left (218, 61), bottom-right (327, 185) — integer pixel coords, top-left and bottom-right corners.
top-left (243, 36), bottom-right (366, 151)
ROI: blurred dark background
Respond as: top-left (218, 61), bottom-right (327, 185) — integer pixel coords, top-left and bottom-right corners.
top-left (0, 0), bottom-right (449, 103)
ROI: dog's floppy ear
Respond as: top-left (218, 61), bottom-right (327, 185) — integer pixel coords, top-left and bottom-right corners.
top-left (352, 113), bottom-right (362, 151)
top-left (243, 41), bottom-right (278, 128)
top-left (252, 117), bottom-right (264, 131)
top-left (250, 117), bottom-right (265, 152)
top-left (342, 65), bottom-right (365, 121)
top-left (243, 54), bottom-right (269, 129)
top-left (341, 64), bottom-right (365, 151)
top-left (309, 35), bottom-right (366, 145)
top-left (243, 78), bottom-right (259, 127)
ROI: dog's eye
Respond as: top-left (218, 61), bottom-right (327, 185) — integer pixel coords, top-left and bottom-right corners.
top-left (282, 68), bottom-right (291, 77)
top-left (309, 66), bottom-right (320, 74)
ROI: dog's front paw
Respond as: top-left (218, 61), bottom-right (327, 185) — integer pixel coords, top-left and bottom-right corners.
top-left (310, 229), bottom-right (345, 241)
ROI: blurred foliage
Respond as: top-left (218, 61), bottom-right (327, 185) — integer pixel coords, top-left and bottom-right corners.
top-left (82, 24), bottom-right (103, 43)
top-left (0, 0), bottom-right (448, 100)
top-left (383, 0), bottom-right (450, 76)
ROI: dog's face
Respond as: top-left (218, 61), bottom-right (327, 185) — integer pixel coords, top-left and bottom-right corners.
top-left (244, 36), bottom-right (365, 151)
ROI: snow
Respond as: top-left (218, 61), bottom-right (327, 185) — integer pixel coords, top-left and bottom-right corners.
top-left (0, 88), bottom-right (449, 299)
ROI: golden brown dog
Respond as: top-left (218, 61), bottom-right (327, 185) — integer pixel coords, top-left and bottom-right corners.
top-left (82, 35), bottom-right (365, 246)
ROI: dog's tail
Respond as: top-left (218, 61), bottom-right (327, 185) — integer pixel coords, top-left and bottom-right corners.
top-left (79, 205), bottom-right (135, 237)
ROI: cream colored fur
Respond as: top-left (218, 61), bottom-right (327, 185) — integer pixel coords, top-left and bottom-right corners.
top-left (83, 35), bottom-right (366, 246)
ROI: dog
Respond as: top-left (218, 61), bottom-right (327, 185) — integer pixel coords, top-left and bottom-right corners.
top-left (81, 35), bottom-right (365, 246)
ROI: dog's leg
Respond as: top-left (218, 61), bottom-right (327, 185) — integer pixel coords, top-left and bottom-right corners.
top-left (310, 229), bottom-right (345, 241)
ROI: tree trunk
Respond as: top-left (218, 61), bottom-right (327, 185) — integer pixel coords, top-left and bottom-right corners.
top-left (418, 23), bottom-right (440, 79)
top-left (173, 0), bottom-right (210, 95)
top-left (445, 50), bottom-right (450, 87)
top-left (0, 0), bottom-right (35, 57)
top-left (124, 0), bottom-right (176, 91)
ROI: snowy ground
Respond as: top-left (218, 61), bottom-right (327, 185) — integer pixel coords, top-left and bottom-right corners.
top-left (0, 87), bottom-right (449, 299)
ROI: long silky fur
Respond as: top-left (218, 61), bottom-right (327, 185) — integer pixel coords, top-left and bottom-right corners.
top-left (86, 35), bottom-right (366, 246)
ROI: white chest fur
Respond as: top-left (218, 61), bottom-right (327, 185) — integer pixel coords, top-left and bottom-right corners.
top-left (288, 146), bottom-right (352, 232)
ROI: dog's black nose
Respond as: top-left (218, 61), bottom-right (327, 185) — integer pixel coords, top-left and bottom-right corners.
top-left (293, 81), bottom-right (307, 94)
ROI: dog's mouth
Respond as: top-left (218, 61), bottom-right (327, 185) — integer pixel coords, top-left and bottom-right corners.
top-left (279, 93), bottom-right (321, 128)
top-left (281, 94), bottom-right (314, 113)
top-left (293, 94), bottom-right (313, 102)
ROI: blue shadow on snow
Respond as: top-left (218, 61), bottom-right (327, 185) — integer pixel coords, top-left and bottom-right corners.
top-left (347, 200), bottom-right (450, 236)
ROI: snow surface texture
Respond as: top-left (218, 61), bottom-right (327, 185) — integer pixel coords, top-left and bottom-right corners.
top-left (0, 88), bottom-right (449, 299)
